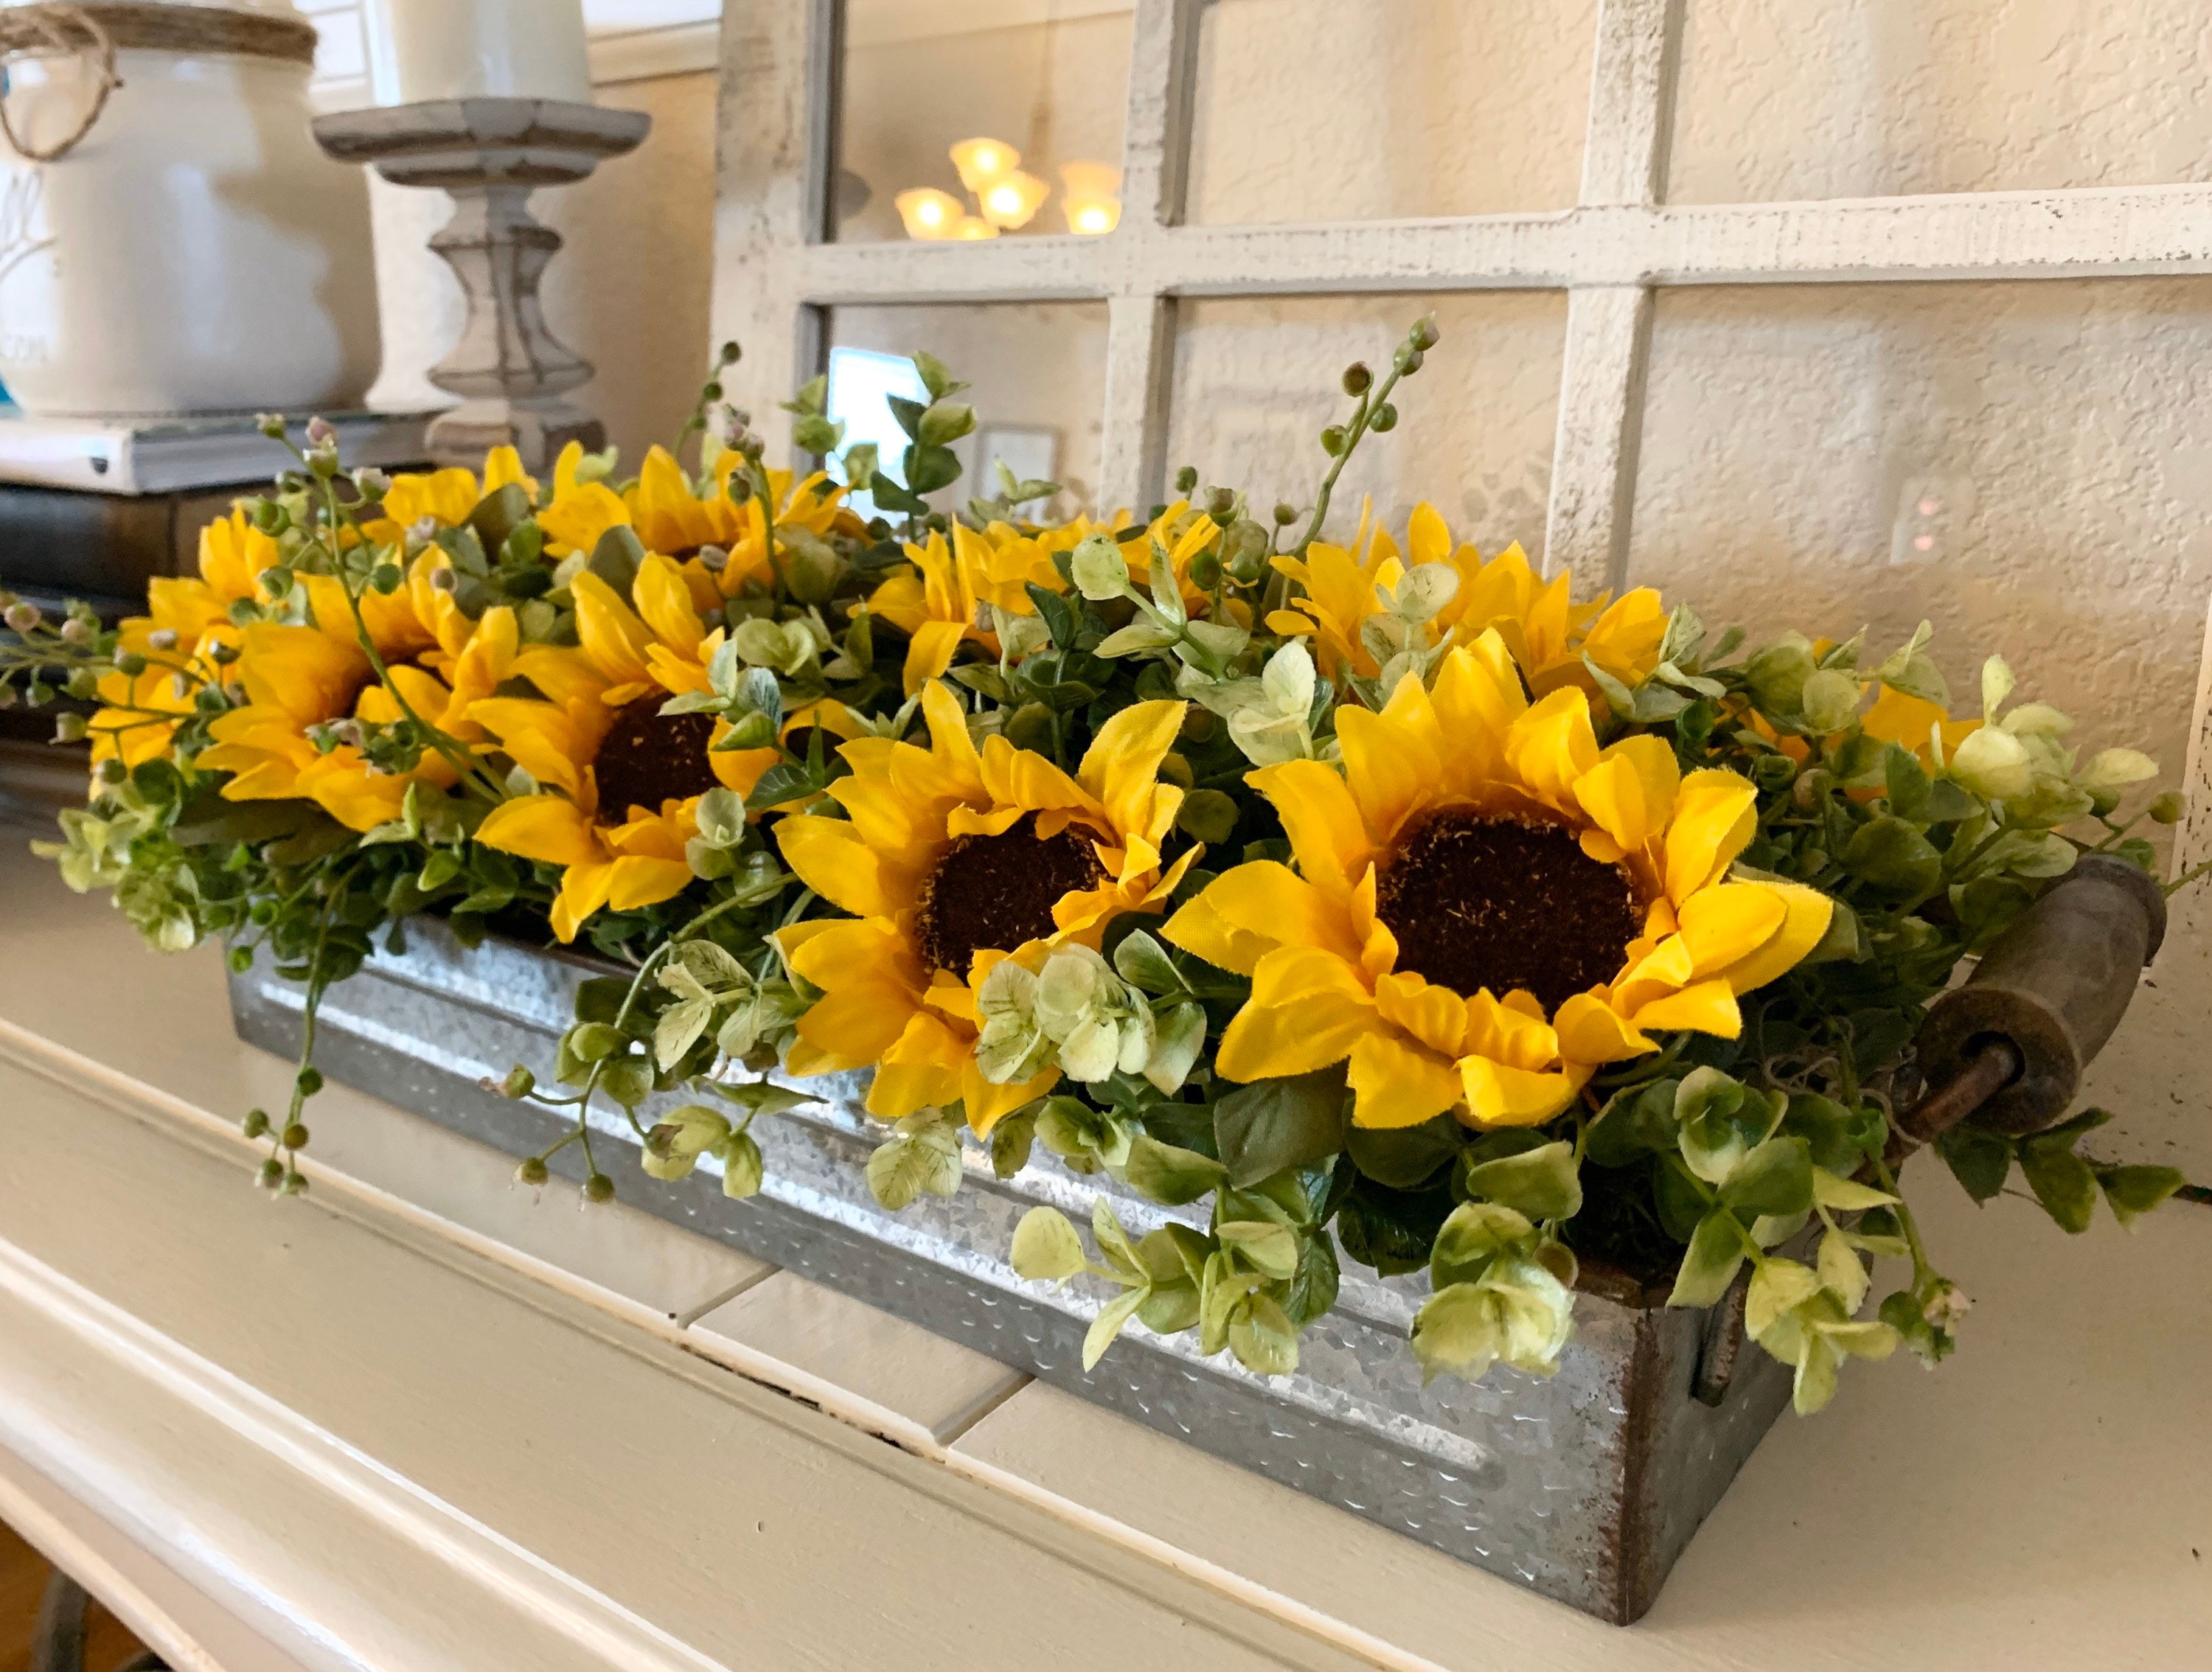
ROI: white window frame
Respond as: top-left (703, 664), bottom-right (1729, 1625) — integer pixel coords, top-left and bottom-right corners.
top-left (710, 0), bottom-right (2212, 590)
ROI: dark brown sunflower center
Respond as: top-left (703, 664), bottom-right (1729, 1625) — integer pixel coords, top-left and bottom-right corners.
top-left (592, 696), bottom-right (722, 818)
top-left (1376, 811), bottom-right (1641, 1014)
top-left (915, 814), bottom-right (1107, 978)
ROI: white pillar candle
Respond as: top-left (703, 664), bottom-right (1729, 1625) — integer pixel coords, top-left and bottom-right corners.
top-left (373, 0), bottom-right (594, 105)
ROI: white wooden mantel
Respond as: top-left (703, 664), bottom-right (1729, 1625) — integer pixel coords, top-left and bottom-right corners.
top-left (1, 815), bottom-right (2210, 1669)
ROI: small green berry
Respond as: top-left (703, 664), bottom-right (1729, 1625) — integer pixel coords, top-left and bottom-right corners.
top-left (257, 1158), bottom-right (285, 1188)
top-left (282, 1122), bottom-right (310, 1149)
top-left (1320, 425), bottom-right (1347, 457)
top-left (1341, 362), bottom-right (1371, 397)
top-left (242, 1108), bottom-right (270, 1139)
top-left (1273, 502), bottom-right (1298, 527)
top-left (278, 1169), bottom-right (308, 1196)
top-left (1174, 465), bottom-right (1199, 495)
top-left (1368, 402), bottom-right (1398, 433)
top-left (2149, 790), bottom-right (2187, 825)
top-left (515, 1155), bottom-right (550, 1186)
top-left (584, 1173), bottom-right (616, 1204)
top-left (296, 1066), bottom-right (324, 1095)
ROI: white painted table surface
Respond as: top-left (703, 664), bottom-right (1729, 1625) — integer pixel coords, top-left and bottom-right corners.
top-left (1, 836), bottom-right (2208, 1671)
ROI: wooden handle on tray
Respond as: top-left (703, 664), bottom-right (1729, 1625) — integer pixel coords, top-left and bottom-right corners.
top-left (1902, 855), bottom-right (2166, 1142)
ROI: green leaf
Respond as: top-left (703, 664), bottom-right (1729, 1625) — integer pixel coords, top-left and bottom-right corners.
top-left (1228, 1291), bottom-right (1300, 1377)
top-left (1746, 1258), bottom-right (1823, 1337)
top-left (1882, 743), bottom-right (1932, 822)
top-left (1082, 1283), bottom-right (1151, 1372)
top-left (1216, 1219), bottom-right (1299, 1281)
top-left (1026, 582), bottom-right (1077, 650)
top-left (653, 996), bottom-right (715, 1070)
top-left (1935, 1124), bottom-right (2013, 1203)
top-left (1110, 929), bottom-right (1180, 995)
top-left (1345, 1115), bottom-right (1464, 1190)
top-left (1212, 1065), bottom-right (1351, 1188)
top-left (1009, 1206), bottom-right (1088, 1283)
top-left (1428, 1200), bottom-right (1537, 1289)
top-left (1091, 1196), bottom-right (1147, 1282)
top-left (1842, 816), bottom-right (1943, 897)
top-left (1119, 1132), bottom-right (1227, 1205)
top-left (587, 524), bottom-right (646, 596)
top-left (988, 1106), bottom-right (1037, 1179)
top-left (1817, 1227), bottom-right (1869, 1312)
top-left (1461, 1140), bottom-right (1583, 1222)
top-left (2094, 1163), bottom-right (2187, 1229)
top-left (1719, 1137), bottom-right (1814, 1220)
top-left (1668, 1211), bottom-right (1747, 1309)
top-left (1585, 1079), bottom-right (1680, 1168)
top-left (1141, 1002), bottom-right (1206, 1095)
top-left (2018, 1142), bottom-right (2098, 1233)
top-left (1284, 1229), bottom-right (1340, 1328)
top-left (717, 1130), bottom-right (765, 1198)
top-left (866, 1127), bottom-right (962, 1211)
top-left (1811, 1168), bottom-right (1896, 1212)
top-left (909, 350), bottom-right (967, 402)
top-left (1136, 1281), bottom-right (1200, 1335)
top-left (467, 481), bottom-right (532, 551)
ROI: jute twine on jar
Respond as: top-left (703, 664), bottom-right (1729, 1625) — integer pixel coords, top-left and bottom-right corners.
top-left (0, 2), bottom-right (318, 163)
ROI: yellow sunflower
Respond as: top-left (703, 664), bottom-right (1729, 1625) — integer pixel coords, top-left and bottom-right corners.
top-left (535, 443), bottom-right (860, 607)
top-left (868, 520), bottom-right (1077, 695)
top-left (357, 446), bottom-right (537, 548)
top-left (1267, 504), bottom-right (1666, 699)
top-left (773, 683), bottom-right (1194, 1131)
top-left (90, 509), bottom-right (282, 768)
top-left (1165, 633), bottom-right (1833, 1131)
top-left (469, 556), bottom-right (779, 941)
top-left (197, 557), bottom-right (517, 831)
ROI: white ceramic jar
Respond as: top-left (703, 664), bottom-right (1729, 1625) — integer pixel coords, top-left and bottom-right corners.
top-left (0, 0), bottom-right (380, 417)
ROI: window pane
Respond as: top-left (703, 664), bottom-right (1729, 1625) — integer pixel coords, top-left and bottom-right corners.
top-left (1670, 0), bottom-right (2212, 203)
top-left (825, 302), bottom-right (1110, 517)
top-left (1166, 293), bottom-right (1566, 562)
top-left (1630, 279), bottom-right (2212, 809)
top-left (835, 2), bottom-right (1134, 245)
top-left (1187, 0), bottom-right (1596, 225)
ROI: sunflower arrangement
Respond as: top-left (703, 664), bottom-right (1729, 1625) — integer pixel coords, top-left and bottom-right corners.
top-left (7, 324), bottom-right (2202, 1415)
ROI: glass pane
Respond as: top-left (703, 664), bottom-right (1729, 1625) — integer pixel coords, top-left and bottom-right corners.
top-left (1187, 0), bottom-right (1597, 224)
top-left (825, 302), bottom-right (1110, 517)
top-left (1166, 293), bottom-right (1566, 562)
top-left (1670, 0), bottom-right (2212, 203)
top-left (1630, 279), bottom-right (2212, 818)
top-left (835, 2), bottom-right (1135, 245)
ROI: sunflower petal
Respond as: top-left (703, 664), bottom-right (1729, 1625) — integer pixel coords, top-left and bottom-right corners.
top-left (1553, 993), bottom-right (1658, 1066)
top-left (475, 794), bottom-right (603, 868)
top-left (869, 1011), bottom-right (973, 1118)
top-left (1338, 673), bottom-right (1444, 848)
top-left (1702, 879), bottom-right (1834, 996)
top-left (1248, 759), bottom-right (1371, 891)
top-left (1664, 770), bottom-right (1760, 905)
top-left (1215, 947), bottom-right (1377, 1081)
top-left (1348, 1031), bottom-right (1464, 1129)
top-left (1504, 686), bottom-right (1600, 812)
top-left (1079, 699), bottom-right (1183, 843)
top-left (1459, 1056), bottom-right (1580, 1127)
top-left (776, 813), bottom-right (900, 919)
top-left (1630, 978), bottom-right (1742, 1038)
top-left (634, 553), bottom-right (706, 657)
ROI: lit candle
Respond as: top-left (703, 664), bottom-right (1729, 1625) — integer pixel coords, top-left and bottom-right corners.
top-left (375, 0), bottom-right (594, 105)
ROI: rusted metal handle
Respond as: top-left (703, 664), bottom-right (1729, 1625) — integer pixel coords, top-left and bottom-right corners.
top-left (1907, 854), bottom-right (2166, 1141)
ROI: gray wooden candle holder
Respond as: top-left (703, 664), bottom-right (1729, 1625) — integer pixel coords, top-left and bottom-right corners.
top-left (313, 98), bottom-right (650, 473)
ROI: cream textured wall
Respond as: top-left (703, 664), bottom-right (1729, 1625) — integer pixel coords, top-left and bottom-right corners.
top-left (1166, 293), bottom-right (1565, 560)
top-left (1186, 0), bottom-right (1596, 222)
top-left (1632, 278), bottom-right (2212, 787)
top-left (1670, 0), bottom-right (2212, 202)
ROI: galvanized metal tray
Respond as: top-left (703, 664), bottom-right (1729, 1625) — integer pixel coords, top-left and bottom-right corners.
top-left (229, 917), bottom-right (1793, 1623)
